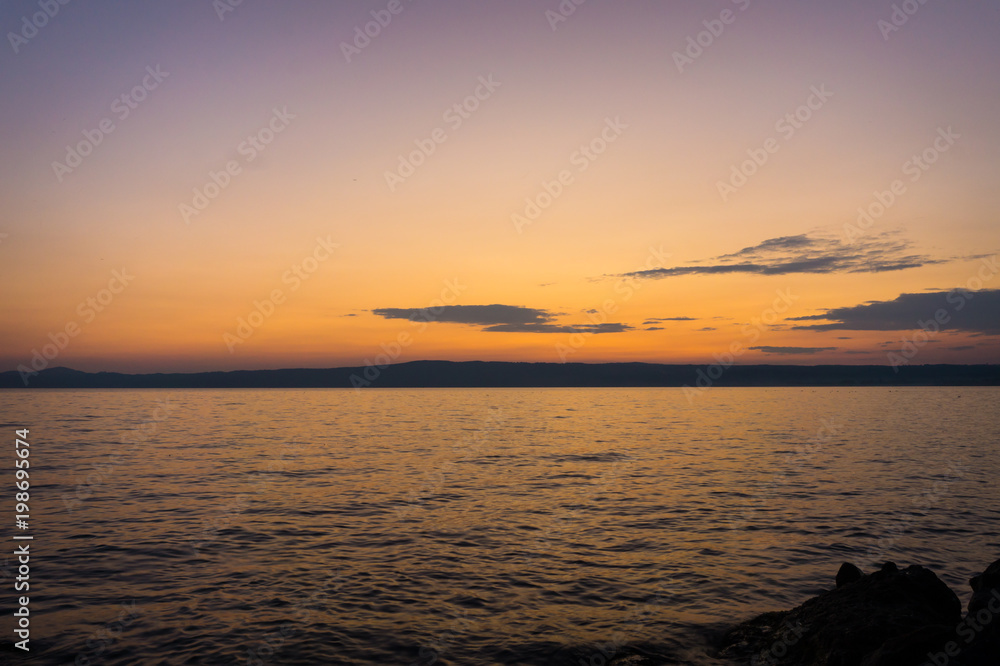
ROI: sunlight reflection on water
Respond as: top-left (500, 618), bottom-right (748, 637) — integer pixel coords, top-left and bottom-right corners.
top-left (1, 387), bottom-right (997, 664)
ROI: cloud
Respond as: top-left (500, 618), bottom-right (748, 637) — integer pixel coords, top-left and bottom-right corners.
top-left (698, 327), bottom-right (717, 331)
top-left (617, 232), bottom-right (944, 280)
top-left (372, 304), bottom-right (632, 334)
top-left (790, 289), bottom-right (1000, 335)
top-left (717, 235), bottom-right (815, 258)
top-left (645, 326), bottom-right (664, 331)
top-left (946, 345), bottom-right (976, 352)
top-left (483, 322), bottom-right (633, 334)
top-left (373, 304), bottom-right (549, 326)
top-left (749, 346), bottom-right (839, 355)
top-left (644, 316), bottom-right (697, 322)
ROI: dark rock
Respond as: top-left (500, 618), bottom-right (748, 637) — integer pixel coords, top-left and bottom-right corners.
top-left (836, 562), bottom-right (864, 588)
top-left (953, 558), bottom-right (1000, 665)
top-left (717, 561), bottom-right (962, 665)
top-left (968, 558), bottom-right (1000, 616)
top-left (859, 624), bottom-right (959, 666)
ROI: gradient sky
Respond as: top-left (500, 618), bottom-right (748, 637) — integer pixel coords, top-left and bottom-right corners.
top-left (1, 0), bottom-right (999, 373)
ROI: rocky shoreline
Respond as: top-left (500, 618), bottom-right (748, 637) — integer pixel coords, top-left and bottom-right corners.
top-left (716, 558), bottom-right (1000, 665)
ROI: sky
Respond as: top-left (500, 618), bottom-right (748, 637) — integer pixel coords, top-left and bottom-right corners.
top-left (1, 0), bottom-right (999, 374)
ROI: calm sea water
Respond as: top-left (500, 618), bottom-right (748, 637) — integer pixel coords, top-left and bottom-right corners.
top-left (1, 387), bottom-right (997, 665)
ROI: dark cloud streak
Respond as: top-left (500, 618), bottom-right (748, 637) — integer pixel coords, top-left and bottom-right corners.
top-left (749, 346), bottom-right (839, 355)
top-left (790, 290), bottom-right (1000, 335)
top-left (371, 304), bottom-right (632, 334)
top-left (372, 304), bottom-right (549, 326)
top-left (617, 233), bottom-right (943, 280)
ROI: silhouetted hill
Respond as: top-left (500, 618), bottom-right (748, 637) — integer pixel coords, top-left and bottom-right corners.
top-left (1, 361), bottom-right (999, 388)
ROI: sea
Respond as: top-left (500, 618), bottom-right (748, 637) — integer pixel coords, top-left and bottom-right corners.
top-left (1, 387), bottom-right (997, 665)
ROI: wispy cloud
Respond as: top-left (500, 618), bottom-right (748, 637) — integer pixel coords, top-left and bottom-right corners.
top-left (483, 322), bottom-right (632, 334)
top-left (643, 317), bottom-right (698, 323)
top-left (749, 346), bottom-right (839, 355)
top-left (616, 232), bottom-right (943, 280)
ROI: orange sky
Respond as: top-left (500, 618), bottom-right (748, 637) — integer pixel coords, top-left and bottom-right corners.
top-left (1, 1), bottom-right (998, 373)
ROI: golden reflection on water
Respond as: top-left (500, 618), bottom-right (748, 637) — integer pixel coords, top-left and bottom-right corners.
top-left (2, 387), bottom-right (997, 664)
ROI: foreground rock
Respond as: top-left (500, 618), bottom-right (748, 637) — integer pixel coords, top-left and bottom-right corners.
top-left (717, 559), bottom-right (1000, 665)
top-left (957, 559), bottom-right (1000, 665)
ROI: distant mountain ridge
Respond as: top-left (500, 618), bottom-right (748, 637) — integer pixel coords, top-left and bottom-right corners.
top-left (2, 361), bottom-right (999, 388)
